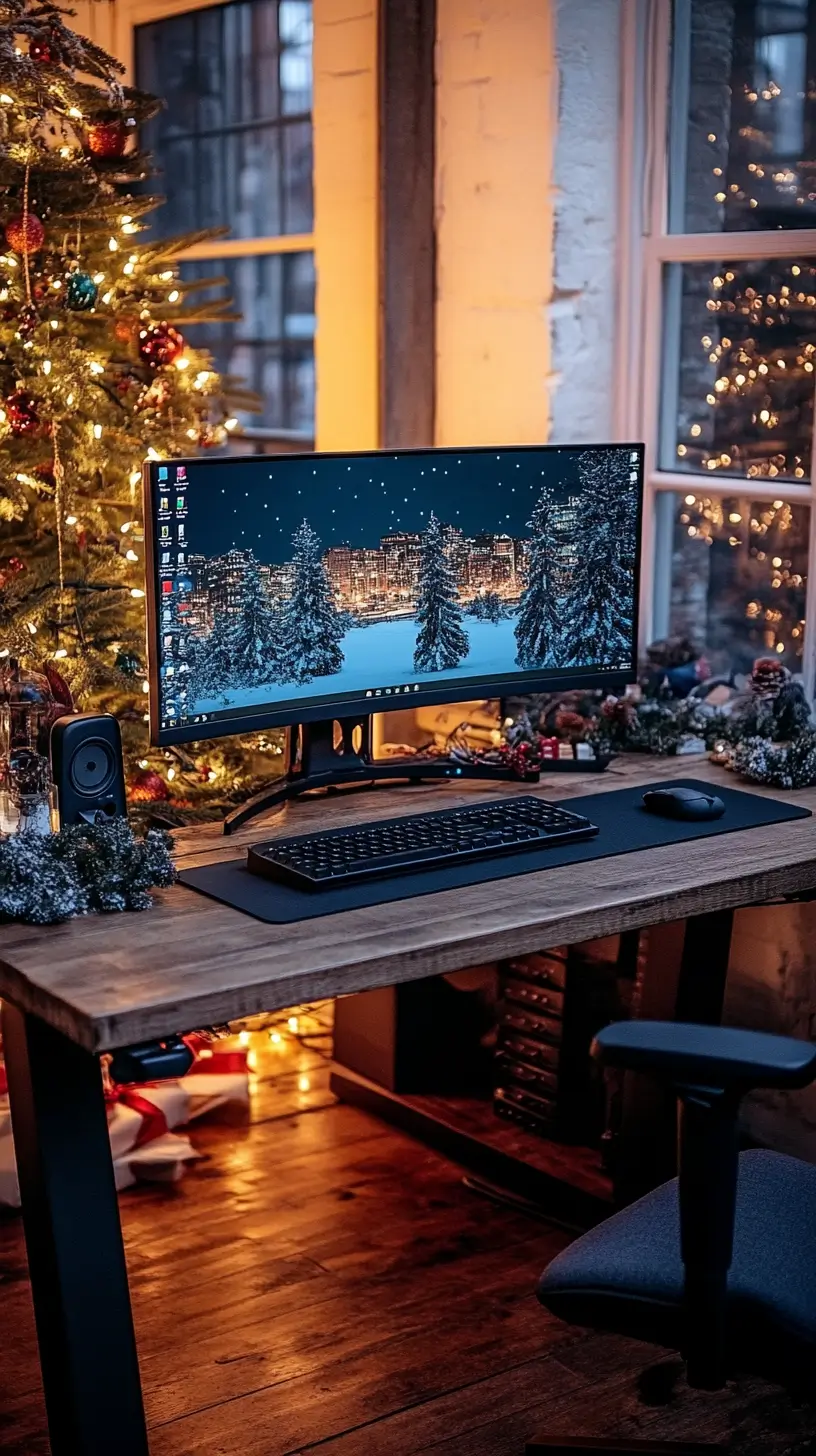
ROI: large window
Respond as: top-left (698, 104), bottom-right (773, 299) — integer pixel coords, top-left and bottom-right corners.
top-left (135, 0), bottom-right (315, 436)
top-left (630, 0), bottom-right (816, 685)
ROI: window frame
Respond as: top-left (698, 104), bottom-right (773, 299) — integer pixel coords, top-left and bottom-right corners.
top-left (119, 0), bottom-right (316, 442)
top-left (619, 0), bottom-right (816, 695)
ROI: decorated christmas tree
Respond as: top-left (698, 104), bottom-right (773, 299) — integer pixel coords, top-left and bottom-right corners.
top-left (514, 487), bottom-right (563, 669)
top-left (0, 0), bottom-right (262, 813)
top-left (562, 451), bottom-right (638, 666)
top-left (278, 520), bottom-right (344, 685)
top-left (413, 511), bottom-right (469, 673)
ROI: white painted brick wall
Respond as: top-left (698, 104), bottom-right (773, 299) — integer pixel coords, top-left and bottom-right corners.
top-left (550, 0), bottom-right (621, 443)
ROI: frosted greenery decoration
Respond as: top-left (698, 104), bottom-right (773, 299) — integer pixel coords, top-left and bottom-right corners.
top-left (730, 734), bottom-right (816, 792)
top-left (0, 818), bottom-right (176, 924)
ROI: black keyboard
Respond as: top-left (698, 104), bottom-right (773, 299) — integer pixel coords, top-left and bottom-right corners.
top-left (246, 796), bottom-right (599, 892)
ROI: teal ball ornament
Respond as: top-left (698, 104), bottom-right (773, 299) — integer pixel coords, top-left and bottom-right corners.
top-left (115, 649), bottom-right (140, 677)
top-left (65, 271), bottom-right (98, 311)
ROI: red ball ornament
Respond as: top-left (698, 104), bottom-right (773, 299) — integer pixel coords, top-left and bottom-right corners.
top-left (138, 321), bottom-right (184, 368)
top-left (5, 213), bottom-right (46, 255)
top-left (16, 303), bottom-right (39, 340)
top-left (29, 37), bottom-right (56, 62)
top-left (0, 556), bottom-right (25, 591)
top-left (5, 390), bottom-right (42, 436)
top-left (128, 768), bottom-right (171, 804)
top-left (87, 120), bottom-right (128, 159)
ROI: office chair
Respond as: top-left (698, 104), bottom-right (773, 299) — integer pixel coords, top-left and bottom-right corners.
top-left (528, 1020), bottom-right (816, 1456)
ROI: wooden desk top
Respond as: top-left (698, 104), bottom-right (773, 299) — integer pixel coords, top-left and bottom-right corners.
top-left (1, 755), bottom-right (814, 1053)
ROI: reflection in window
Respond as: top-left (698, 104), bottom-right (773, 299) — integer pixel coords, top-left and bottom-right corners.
top-left (182, 252), bottom-right (315, 431)
top-left (135, 0), bottom-right (313, 241)
top-left (668, 494), bottom-right (808, 674)
top-left (672, 0), bottom-right (816, 232)
top-left (661, 257), bottom-right (816, 480)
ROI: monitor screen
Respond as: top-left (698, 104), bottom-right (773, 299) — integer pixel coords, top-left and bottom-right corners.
top-left (144, 443), bottom-right (643, 746)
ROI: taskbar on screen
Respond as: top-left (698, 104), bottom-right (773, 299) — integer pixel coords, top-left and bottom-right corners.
top-left (159, 662), bottom-right (633, 734)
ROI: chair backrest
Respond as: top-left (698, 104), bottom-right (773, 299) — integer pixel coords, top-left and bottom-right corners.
top-left (593, 1021), bottom-right (816, 1390)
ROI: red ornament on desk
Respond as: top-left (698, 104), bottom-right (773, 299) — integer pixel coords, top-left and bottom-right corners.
top-left (87, 120), bottom-right (128, 158)
top-left (5, 390), bottom-right (43, 436)
top-left (5, 212), bottom-right (45, 255)
top-left (138, 321), bottom-right (184, 368)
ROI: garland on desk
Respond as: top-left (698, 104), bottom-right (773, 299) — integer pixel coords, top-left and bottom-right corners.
top-left (0, 818), bottom-right (176, 924)
top-left (504, 645), bottom-right (816, 791)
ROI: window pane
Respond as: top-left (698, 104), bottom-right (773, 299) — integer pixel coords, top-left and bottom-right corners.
top-left (135, 0), bottom-right (313, 241)
top-left (671, 0), bottom-right (816, 232)
top-left (181, 252), bottom-right (316, 431)
top-left (667, 492), bottom-right (808, 675)
top-left (660, 257), bottom-right (816, 480)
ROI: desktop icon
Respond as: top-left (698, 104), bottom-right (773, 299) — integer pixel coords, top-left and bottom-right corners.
top-left (161, 551), bottom-right (170, 564)
top-left (162, 580), bottom-right (173, 594)
top-left (176, 465), bottom-right (187, 481)
top-left (160, 525), bottom-right (169, 539)
top-left (176, 496), bottom-right (185, 511)
top-left (160, 497), bottom-right (169, 512)
top-left (158, 466), bottom-right (168, 481)
top-left (178, 524), bottom-right (185, 540)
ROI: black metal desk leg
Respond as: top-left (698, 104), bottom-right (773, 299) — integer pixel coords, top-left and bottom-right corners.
top-left (1, 1003), bottom-right (149, 1456)
top-left (674, 908), bottom-right (735, 1026)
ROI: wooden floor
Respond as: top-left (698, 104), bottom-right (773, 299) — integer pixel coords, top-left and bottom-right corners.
top-left (2, 1024), bottom-right (816, 1456)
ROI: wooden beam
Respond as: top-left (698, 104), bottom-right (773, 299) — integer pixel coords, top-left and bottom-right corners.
top-left (378, 0), bottom-right (437, 448)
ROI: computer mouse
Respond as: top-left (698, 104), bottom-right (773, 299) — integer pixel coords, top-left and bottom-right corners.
top-left (641, 786), bottom-right (726, 821)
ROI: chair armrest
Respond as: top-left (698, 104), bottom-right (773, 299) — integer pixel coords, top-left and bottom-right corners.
top-left (592, 1020), bottom-right (816, 1092)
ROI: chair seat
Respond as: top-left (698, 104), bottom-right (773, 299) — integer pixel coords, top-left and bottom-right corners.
top-left (538, 1150), bottom-right (816, 1381)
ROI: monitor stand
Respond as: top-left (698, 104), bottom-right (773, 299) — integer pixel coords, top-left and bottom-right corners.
top-left (222, 714), bottom-right (540, 835)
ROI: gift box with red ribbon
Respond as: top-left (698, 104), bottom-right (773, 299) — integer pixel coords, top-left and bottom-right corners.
top-left (0, 1034), bottom-right (249, 1208)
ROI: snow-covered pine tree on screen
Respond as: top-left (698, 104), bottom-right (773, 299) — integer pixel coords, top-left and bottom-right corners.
top-left (413, 512), bottom-right (469, 673)
top-left (469, 590), bottom-right (511, 623)
top-left (189, 605), bottom-right (234, 703)
top-left (230, 565), bottom-right (282, 688)
top-left (514, 487), bottom-right (564, 669)
top-left (562, 450), bottom-right (638, 666)
top-left (279, 520), bottom-right (345, 684)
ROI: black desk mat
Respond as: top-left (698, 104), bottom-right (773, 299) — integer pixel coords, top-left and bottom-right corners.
top-left (179, 778), bottom-right (810, 925)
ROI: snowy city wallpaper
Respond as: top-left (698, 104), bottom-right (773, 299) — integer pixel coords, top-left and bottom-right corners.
top-left (151, 446), bottom-right (641, 728)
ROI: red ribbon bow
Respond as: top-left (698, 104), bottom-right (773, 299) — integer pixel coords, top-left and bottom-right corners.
top-left (105, 1086), bottom-right (169, 1148)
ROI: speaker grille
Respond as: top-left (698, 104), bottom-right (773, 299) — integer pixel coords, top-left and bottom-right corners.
top-left (69, 738), bottom-right (116, 796)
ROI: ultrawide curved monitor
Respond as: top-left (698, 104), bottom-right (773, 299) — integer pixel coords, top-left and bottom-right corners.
top-left (144, 442), bottom-right (644, 747)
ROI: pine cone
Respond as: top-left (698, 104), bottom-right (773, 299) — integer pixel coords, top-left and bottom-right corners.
top-left (600, 694), bottom-right (636, 726)
top-left (750, 656), bottom-right (789, 701)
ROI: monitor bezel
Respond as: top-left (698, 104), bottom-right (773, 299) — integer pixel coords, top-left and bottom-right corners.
top-left (143, 441), bottom-right (645, 748)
